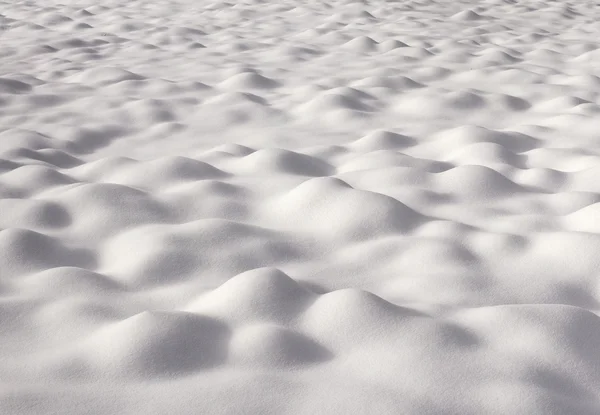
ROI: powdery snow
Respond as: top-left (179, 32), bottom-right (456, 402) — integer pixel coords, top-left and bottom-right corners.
top-left (1, 0), bottom-right (600, 413)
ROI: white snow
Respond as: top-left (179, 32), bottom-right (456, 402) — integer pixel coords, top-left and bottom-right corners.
top-left (1, 0), bottom-right (600, 413)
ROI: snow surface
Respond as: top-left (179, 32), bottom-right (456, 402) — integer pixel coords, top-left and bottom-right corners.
top-left (2, 0), bottom-right (600, 413)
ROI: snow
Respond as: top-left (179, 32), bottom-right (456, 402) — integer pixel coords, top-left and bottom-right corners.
top-left (1, 0), bottom-right (600, 413)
